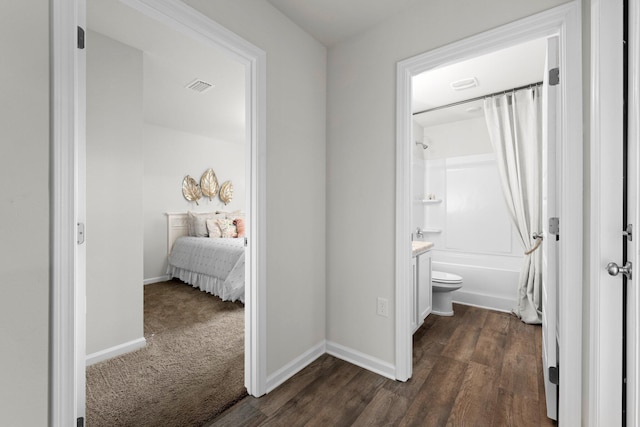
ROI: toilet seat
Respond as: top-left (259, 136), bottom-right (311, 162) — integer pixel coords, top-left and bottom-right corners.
top-left (432, 271), bottom-right (463, 284)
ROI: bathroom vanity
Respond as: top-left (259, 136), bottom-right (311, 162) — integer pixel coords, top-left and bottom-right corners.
top-left (411, 241), bottom-right (433, 333)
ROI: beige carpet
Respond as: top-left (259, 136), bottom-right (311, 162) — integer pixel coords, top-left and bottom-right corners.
top-left (86, 280), bottom-right (246, 427)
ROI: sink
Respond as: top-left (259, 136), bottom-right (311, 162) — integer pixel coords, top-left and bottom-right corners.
top-left (412, 241), bottom-right (434, 257)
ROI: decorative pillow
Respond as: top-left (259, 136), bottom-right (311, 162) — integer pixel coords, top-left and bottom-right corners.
top-left (234, 218), bottom-right (246, 238)
top-left (206, 218), bottom-right (222, 238)
top-left (216, 218), bottom-right (237, 238)
top-left (188, 211), bottom-right (221, 237)
top-left (218, 210), bottom-right (245, 221)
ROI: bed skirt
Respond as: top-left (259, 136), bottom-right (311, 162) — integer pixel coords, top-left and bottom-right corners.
top-left (167, 265), bottom-right (244, 303)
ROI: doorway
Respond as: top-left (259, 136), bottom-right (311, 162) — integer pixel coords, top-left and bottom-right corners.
top-left (50, 0), bottom-right (267, 424)
top-left (395, 2), bottom-right (583, 424)
top-left (84, 0), bottom-right (248, 423)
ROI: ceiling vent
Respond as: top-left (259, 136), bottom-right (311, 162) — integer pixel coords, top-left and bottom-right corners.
top-left (450, 77), bottom-right (478, 91)
top-left (185, 79), bottom-right (214, 93)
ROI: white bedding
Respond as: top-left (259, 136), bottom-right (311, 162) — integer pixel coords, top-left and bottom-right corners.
top-left (167, 237), bottom-right (245, 303)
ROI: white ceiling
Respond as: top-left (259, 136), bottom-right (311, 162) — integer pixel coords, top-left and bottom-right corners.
top-left (87, 1), bottom-right (546, 138)
top-left (87, 0), bottom-right (246, 144)
top-left (266, 0), bottom-right (417, 47)
top-left (412, 38), bottom-right (547, 128)
top-left (265, 1), bottom-right (547, 128)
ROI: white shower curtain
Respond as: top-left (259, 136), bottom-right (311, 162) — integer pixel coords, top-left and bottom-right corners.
top-left (484, 87), bottom-right (542, 324)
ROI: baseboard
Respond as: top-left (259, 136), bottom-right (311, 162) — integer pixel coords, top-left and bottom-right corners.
top-left (453, 290), bottom-right (515, 313)
top-left (86, 337), bottom-right (147, 366)
top-left (266, 341), bottom-right (326, 393)
top-left (144, 275), bottom-right (171, 285)
top-left (326, 341), bottom-right (396, 381)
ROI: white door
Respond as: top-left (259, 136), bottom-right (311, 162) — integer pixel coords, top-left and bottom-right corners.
top-left (591, 0), bottom-right (625, 423)
top-left (541, 35), bottom-right (559, 421)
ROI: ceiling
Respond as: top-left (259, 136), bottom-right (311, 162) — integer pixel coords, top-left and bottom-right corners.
top-left (87, 0), bottom-right (547, 137)
top-left (87, 0), bottom-right (245, 144)
top-left (266, 0), bottom-right (417, 47)
top-left (412, 38), bottom-right (547, 128)
top-left (265, 1), bottom-right (547, 128)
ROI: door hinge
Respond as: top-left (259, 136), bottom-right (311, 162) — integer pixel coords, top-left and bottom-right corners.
top-left (549, 366), bottom-right (559, 385)
top-left (77, 26), bottom-right (85, 49)
top-left (549, 217), bottom-right (559, 241)
top-left (77, 417), bottom-right (85, 427)
top-left (549, 67), bottom-right (560, 86)
top-left (77, 222), bottom-right (85, 245)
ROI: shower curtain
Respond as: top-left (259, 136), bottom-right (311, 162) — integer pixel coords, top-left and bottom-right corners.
top-left (484, 87), bottom-right (542, 324)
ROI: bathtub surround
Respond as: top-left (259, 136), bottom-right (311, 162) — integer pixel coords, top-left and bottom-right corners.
top-left (413, 117), bottom-right (523, 312)
top-left (484, 87), bottom-right (543, 324)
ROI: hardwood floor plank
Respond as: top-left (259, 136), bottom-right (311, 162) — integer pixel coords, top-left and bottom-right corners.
top-left (209, 304), bottom-right (554, 427)
top-left (446, 362), bottom-right (499, 426)
top-left (452, 303), bottom-right (471, 317)
top-left (491, 388), bottom-right (540, 427)
top-left (206, 399), bottom-right (267, 427)
top-left (351, 387), bottom-right (409, 427)
top-left (459, 305), bottom-right (489, 329)
top-left (257, 359), bottom-right (362, 426)
top-left (499, 353), bottom-right (539, 400)
top-left (442, 325), bottom-right (482, 363)
top-left (304, 369), bottom-right (387, 426)
top-left (398, 356), bottom-right (468, 427)
top-left (248, 354), bottom-right (338, 417)
top-left (470, 327), bottom-right (507, 370)
top-left (483, 310), bottom-right (512, 334)
top-left (504, 316), bottom-right (536, 356)
top-left (422, 314), bottom-right (465, 347)
top-left (384, 347), bottom-right (438, 400)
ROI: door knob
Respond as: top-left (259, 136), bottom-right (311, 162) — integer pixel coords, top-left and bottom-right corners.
top-left (606, 261), bottom-right (632, 280)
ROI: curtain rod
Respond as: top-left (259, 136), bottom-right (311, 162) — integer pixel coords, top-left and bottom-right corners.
top-left (412, 81), bottom-right (543, 116)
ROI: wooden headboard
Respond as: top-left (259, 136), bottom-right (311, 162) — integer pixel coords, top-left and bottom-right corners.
top-left (166, 212), bottom-right (189, 255)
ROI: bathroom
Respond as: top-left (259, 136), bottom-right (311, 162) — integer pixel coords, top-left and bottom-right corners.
top-left (411, 37), bottom-right (546, 315)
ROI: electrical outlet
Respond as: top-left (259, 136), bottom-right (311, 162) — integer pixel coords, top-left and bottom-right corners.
top-left (377, 297), bottom-right (389, 317)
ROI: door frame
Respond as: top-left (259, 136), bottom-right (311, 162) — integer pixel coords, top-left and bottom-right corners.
top-left (50, 0), bottom-right (268, 424)
top-left (395, 2), bottom-right (583, 423)
top-left (628, 1), bottom-right (640, 424)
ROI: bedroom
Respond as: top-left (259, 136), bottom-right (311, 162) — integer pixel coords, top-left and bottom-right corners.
top-left (84, 0), bottom-right (248, 423)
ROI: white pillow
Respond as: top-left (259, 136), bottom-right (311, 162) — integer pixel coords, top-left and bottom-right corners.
top-left (187, 211), bottom-right (220, 237)
top-left (206, 217), bottom-right (225, 238)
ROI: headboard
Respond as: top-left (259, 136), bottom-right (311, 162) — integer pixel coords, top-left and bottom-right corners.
top-left (166, 212), bottom-right (189, 255)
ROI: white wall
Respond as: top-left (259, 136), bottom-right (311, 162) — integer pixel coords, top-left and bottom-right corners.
top-left (183, 0), bottom-right (327, 376)
top-left (0, 2), bottom-right (50, 425)
top-left (424, 116), bottom-right (493, 159)
top-left (143, 123), bottom-right (245, 281)
top-left (86, 31), bottom-right (144, 355)
top-left (326, 0), bottom-right (569, 366)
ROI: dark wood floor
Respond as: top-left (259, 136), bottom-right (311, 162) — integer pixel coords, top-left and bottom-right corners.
top-left (208, 304), bottom-right (556, 427)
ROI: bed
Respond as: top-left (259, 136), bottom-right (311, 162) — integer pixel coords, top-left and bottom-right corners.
top-left (166, 212), bottom-right (245, 303)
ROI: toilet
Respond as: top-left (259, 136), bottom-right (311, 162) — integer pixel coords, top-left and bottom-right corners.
top-left (431, 271), bottom-right (463, 316)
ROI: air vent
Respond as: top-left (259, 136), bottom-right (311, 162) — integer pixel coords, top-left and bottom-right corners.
top-left (450, 77), bottom-right (478, 91)
top-left (185, 79), bottom-right (214, 93)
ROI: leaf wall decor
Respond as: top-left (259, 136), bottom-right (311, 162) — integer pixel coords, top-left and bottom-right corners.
top-left (182, 175), bottom-right (202, 205)
top-left (200, 168), bottom-right (219, 201)
top-left (219, 180), bottom-right (234, 205)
